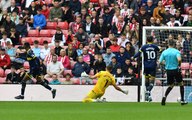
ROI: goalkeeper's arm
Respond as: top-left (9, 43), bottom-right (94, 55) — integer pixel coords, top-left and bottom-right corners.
top-left (113, 84), bottom-right (128, 95)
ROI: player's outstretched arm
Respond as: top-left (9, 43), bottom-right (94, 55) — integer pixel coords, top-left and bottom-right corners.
top-left (113, 84), bottom-right (128, 95)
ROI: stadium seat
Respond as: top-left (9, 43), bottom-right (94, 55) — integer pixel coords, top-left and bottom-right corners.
top-left (31, 37), bottom-right (43, 45)
top-left (57, 22), bottom-right (69, 30)
top-left (24, 62), bottom-right (30, 69)
top-left (22, 37), bottom-right (33, 44)
top-left (28, 30), bottom-right (39, 37)
top-left (0, 69), bottom-right (5, 77)
top-left (64, 70), bottom-right (73, 77)
top-left (62, 30), bottom-right (68, 36)
top-left (181, 63), bottom-right (190, 70)
top-left (5, 69), bottom-right (11, 76)
top-left (46, 22), bottom-right (57, 29)
top-left (190, 64), bottom-right (192, 70)
top-left (0, 77), bottom-right (6, 84)
top-left (72, 78), bottom-right (80, 85)
top-left (50, 30), bottom-right (56, 36)
top-left (181, 70), bottom-right (186, 77)
top-left (42, 37), bottom-right (52, 43)
top-left (40, 30), bottom-right (51, 37)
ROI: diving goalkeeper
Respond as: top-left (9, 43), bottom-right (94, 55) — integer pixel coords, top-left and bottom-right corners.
top-left (82, 66), bottom-right (128, 103)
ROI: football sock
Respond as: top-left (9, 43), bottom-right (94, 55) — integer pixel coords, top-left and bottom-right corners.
top-left (165, 87), bottom-right (173, 97)
top-left (40, 80), bottom-right (52, 91)
top-left (21, 82), bottom-right (26, 96)
top-left (180, 86), bottom-right (184, 101)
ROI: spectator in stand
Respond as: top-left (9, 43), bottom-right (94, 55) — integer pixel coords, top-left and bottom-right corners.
top-left (116, 46), bottom-right (130, 66)
top-left (128, 17), bottom-right (139, 39)
top-left (54, 40), bottom-right (63, 56)
top-left (16, 17), bottom-right (28, 37)
top-left (125, 42), bottom-right (135, 57)
top-left (173, 0), bottom-right (184, 14)
top-left (69, 0), bottom-right (81, 16)
top-left (6, 41), bottom-right (16, 61)
top-left (2, 15), bottom-right (15, 34)
top-left (0, 10), bottom-right (8, 26)
top-left (9, 28), bottom-right (19, 46)
top-left (65, 30), bottom-right (73, 45)
top-left (49, 0), bottom-right (63, 22)
top-left (97, 1), bottom-right (105, 16)
top-left (5, 66), bottom-right (19, 84)
top-left (63, 73), bottom-right (73, 85)
top-left (82, 16), bottom-right (96, 38)
top-left (82, 47), bottom-right (94, 66)
top-left (45, 54), bottom-right (64, 79)
top-left (111, 15), bottom-right (126, 37)
top-left (66, 43), bottom-right (77, 61)
top-left (51, 27), bottom-right (66, 46)
top-left (118, 33), bottom-right (129, 47)
top-left (138, 7), bottom-right (150, 24)
top-left (10, 11), bottom-right (19, 25)
top-left (7, 0), bottom-right (19, 14)
top-left (41, 4), bottom-right (50, 19)
top-left (91, 10), bottom-right (98, 25)
top-left (115, 67), bottom-right (124, 85)
top-left (175, 10), bottom-right (184, 25)
top-left (80, 8), bottom-right (88, 23)
top-left (93, 34), bottom-right (104, 54)
top-left (33, 8), bottom-right (46, 30)
top-left (0, 32), bottom-right (12, 47)
top-left (70, 35), bottom-right (80, 49)
top-left (103, 47), bottom-right (115, 66)
top-left (20, 8), bottom-right (33, 28)
top-left (109, 56), bottom-right (121, 75)
top-left (0, 0), bottom-right (11, 11)
top-left (0, 48), bottom-right (11, 71)
top-left (95, 17), bottom-right (109, 38)
top-left (120, 3), bottom-right (130, 18)
top-left (75, 27), bottom-right (89, 45)
top-left (62, 4), bottom-right (73, 23)
top-left (49, 74), bottom-right (61, 85)
top-left (72, 55), bottom-right (90, 77)
top-left (169, 4), bottom-right (176, 15)
top-left (32, 40), bottom-right (41, 58)
top-left (87, 2), bottom-right (95, 16)
top-left (162, 0), bottom-right (172, 7)
top-left (124, 67), bottom-right (137, 85)
top-left (88, 43), bottom-right (95, 56)
top-left (177, 34), bottom-right (185, 48)
top-left (21, 0), bottom-right (34, 10)
top-left (58, 49), bottom-right (71, 70)
top-left (166, 15), bottom-right (181, 27)
top-left (122, 58), bottom-right (133, 74)
top-left (131, 36), bottom-right (139, 54)
top-left (102, 7), bottom-right (113, 28)
top-left (69, 16), bottom-right (83, 34)
top-left (159, 7), bottom-right (172, 25)
top-left (76, 43), bottom-right (84, 56)
top-left (106, 33), bottom-right (115, 49)
top-left (145, 0), bottom-right (156, 17)
top-left (28, 1), bottom-right (38, 16)
top-left (0, 26), bottom-right (6, 39)
top-left (129, 0), bottom-right (139, 14)
top-left (40, 40), bottom-right (50, 60)
top-left (183, 33), bottom-right (192, 62)
top-left (183, 14), bottom-right (192, 26)
top-left (153, 1), bottom-right (165, 21)
top-left (110, 38), bottom-right (120, 53)
top-left (112, 9), bottom-right (120, 25)
top-left (123, 25), bottom-right (132, 40)
top-left (93, 54), bottom-right (106, 74)
top-left (43, 48), bottom-right (55, 65)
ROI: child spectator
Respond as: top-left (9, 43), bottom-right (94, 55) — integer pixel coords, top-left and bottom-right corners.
top-left (49, 74), bottom-right (61, 85)
top-left (5, 66), bottom-right (19, 84)
top-left (63, 73), bottom-right (73, 85)
top-left (51, 27), bottom-right (66, 46)
top-left (115, 68), bottom-right (125, 85)
top-left (32, 40), bottom-right (41, 58)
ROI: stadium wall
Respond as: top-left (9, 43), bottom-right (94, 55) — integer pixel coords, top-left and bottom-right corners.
top-left (0, 85), bottom-right (180, 102)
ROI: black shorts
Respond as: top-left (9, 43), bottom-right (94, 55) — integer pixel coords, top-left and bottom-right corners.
top-left (144, 68), bottom-right (156, 77)
top-left (166, 69), bottom-right (183, 85)
top-left (30, 67), bottom-right (41, 78)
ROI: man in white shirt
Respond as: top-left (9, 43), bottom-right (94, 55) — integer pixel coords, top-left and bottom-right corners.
top-left (118, 33), bottom-right (129, 47)
top-left (0, 32), bottom-right (12, 47)
top-left (45, 55), bottom-right (64, 79)
top-left (167, 15), bottom-right (181, 27)
top-left (120, 3), bottom-right (130, 18)
top-left (40, 40), bottom-right (50, 60)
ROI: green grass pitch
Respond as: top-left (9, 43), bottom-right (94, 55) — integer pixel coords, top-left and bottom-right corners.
top-left (0, 102), bottom-right (191, 120)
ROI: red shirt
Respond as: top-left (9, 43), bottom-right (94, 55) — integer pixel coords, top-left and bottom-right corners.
top-left (41, 9), bottom-right (50, 19)
top-left (0, 54), bottom-right (11, 67)
top-left (110, 45), bottom-right (120, 53)
top-left (58, 56), bottom-right (71, 69)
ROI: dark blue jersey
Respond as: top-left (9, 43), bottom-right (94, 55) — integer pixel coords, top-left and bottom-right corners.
top-left (26, 49), bottom-right (40, 70)
top-left (140, 44), bottom-right (160, 69)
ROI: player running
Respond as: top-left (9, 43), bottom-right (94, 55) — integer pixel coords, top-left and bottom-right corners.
top-left (82, 66), bottom-right (128, 103)
top-left (15, 42), bottom-right (56, 99)
top-left (132, 36), bottom-right (160, 102)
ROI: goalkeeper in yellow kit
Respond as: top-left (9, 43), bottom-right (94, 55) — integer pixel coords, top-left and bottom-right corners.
top-left (82, 66), bottom-right (128, 102)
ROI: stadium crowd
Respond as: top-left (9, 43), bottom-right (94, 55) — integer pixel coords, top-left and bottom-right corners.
top-left (0, 0), bottom-right (191, 85)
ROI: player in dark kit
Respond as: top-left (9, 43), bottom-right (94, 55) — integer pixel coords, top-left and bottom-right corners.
top-left (15, 42), bottom-right (56, 99)
top-left (133, 36), bottom-right (160, 102)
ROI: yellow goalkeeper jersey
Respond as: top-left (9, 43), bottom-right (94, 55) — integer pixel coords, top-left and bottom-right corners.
top-left (93, 71), bottom-right (116, 94)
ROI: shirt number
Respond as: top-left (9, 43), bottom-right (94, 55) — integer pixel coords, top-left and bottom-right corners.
top-left (146, 51), bottom-right (156, 59)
